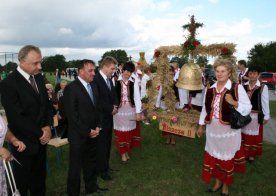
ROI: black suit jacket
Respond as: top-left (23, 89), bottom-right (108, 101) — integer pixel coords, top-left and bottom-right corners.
top-left (0, 70), bottom-right (53, 155)
top-left (63, 78), bottom-right (101, 145)
top-left (92, 73), bottom-right (118, 119)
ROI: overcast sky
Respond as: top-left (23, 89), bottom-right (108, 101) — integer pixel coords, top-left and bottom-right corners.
top-left (0, 0), bottom-right (275, 66)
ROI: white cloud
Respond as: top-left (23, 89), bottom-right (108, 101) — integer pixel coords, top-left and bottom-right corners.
top-left (208, 0), bottom-right (219, 4)
top-left (256, 22), bottom-right (276, 29)
top-left (58, 28), bottom-right (73, 35)
top-left (180, 5), bottom-right (203, 14)
top-left (0, 0), bottom-right (275, 64)
top-left (154, 1), bottom-right (171, 11)
top-left (202, 18), bottom-right (252, 39)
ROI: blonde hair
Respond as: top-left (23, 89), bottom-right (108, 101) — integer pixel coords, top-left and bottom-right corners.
top-left (213, 56), bottom-right (238, 83)
top-left (100, 56), bottom-right (118, 68)
top-left (45, 83), bottom-right (53, 90)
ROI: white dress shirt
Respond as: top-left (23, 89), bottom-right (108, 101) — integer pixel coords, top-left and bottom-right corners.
top-left (173, 68), bottom-right (180, 82)
top-left (140, 74), bottom-right (150, 99)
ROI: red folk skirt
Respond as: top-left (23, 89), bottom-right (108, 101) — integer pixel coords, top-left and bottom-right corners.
top-left (242, 124), bottom-right (263, 158)
top-left (202, 146), bottom-right (246, 186)
top-left (114, 121), bottom-right (141, 155)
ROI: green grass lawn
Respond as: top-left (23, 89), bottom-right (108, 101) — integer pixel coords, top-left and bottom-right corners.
top-left (270, 100), bottom-right (276, 119)
top-left (44, 72), bottom-right (55, 85)
top-left (46, 121), bottom-right (276, 196)
top-left (44, 72), bottom-right (71, 86)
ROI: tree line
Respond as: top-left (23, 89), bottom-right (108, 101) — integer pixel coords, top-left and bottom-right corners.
top-left (1, 42), bottom-right (276, 73)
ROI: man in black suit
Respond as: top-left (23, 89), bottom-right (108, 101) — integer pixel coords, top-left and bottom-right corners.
top-left (63, 59), bottom-right (107, 196)
top-left (93, 56), bottom-right (118, 181)
top-left (1, 45), bottom-right (53, 196)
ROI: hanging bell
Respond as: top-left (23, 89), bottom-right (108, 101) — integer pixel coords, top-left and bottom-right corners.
top-left (176, 62), bottom-right (203, 91)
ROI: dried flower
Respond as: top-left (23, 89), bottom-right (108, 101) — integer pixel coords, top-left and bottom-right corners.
top-left (183, 38), bottom-right (201, 52)
top-left (154, 50), bottom-right (160, 58)
top-left (221, 47), bottom-right (233, 56)
top-left (171, 116), bottom-right (178, 123)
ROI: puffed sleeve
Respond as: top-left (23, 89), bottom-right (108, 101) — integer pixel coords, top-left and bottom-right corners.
top-left (199, 87), bottom-right (207, 125)
top-left (134, 80), bottom-right (142, 113)
top-left (261, 85), bottom-right (270, 120)
top-left (235, 84), bottom-right (252, 116)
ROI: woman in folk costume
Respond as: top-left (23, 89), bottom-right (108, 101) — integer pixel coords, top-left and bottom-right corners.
top-left (0, 116), bottom-right (26, 195)
top-left (197, 56), bottom-right (252, 196)
top-left (241, 65), bottom-right (270, 162)
top-left (113, 61), bottom-right (142, 162)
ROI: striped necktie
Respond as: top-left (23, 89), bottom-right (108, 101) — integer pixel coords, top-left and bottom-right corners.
top-left (29, 75), bottom-right (39, 94)
top-left (87, 83), bottom-right (94, 104)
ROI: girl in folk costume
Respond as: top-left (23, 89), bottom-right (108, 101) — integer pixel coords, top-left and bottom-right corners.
top-left (241, 65), bottom-right (270, 162)
top-left (113, 61), bottom-right (142, 162)
top-left (197, 56), bottom-right (252, 196)
top-left (0, 116), bottom-right (26, 195)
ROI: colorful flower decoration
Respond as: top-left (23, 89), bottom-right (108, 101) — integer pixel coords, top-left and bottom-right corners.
top-left (154, 50), bottom-right (160, 58)
top-left (221, 47), bottom-right (233, 56)
top-left (183, 38), bottom-right (201, 51)
top-left (171, 116), bottom-right (178, 123)
top-left (152, 115), bottom-right (157, 120)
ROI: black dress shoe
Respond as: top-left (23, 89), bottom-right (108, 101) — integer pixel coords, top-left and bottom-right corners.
top-left (100, 172), bottom-right (112, 181)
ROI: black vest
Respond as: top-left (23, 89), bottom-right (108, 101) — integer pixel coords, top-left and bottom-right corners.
top-left (116, 80), bottom-right (135, 107)
top-left (243, 84), bottom-right (264, 112)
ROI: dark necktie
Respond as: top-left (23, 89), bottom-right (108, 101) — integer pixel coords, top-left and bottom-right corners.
top-left (87, 83), bottom-right (94, 104)
top-left (29, 75), bottom-right (39, 94)
top-left (106, 78), bottom-right (111, 90)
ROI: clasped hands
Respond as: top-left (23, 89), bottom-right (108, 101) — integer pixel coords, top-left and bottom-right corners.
top-left (89, 127), bottom-right (101, 138)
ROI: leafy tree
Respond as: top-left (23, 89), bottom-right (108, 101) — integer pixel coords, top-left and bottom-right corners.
top-left (196, 56), bottom-right (208, 67)
top-left (41, 54), bottom-right (67, 72)
top-left (170, 55), bottom-right (189, 68)
top-left (1, 61), bottom-right (18, 73)
top-left (248, 41), bottom-right (276, 72)
top-left (99, 49), bottom-right (128, 65)
top-left (67, 60), bottom-right (82, 68)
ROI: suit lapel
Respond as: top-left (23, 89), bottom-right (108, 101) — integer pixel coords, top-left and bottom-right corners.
top-left (98, 73), bottom-right (112, 94)
top-left (14, 70), bottom-right (40, 99)
top-left (76, 79), bottom-right (95, 107)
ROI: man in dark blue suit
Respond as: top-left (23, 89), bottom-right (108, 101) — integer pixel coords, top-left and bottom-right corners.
top-left (1, 45), bottom-right (53, 196)
top-left (63, 59), bottom-right (108, 195)
top-left (93, 56), bottom-right (118, 181)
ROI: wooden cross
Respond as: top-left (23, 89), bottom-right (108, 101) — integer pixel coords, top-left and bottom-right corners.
top-left (182, 15), bottom-right (203, 39)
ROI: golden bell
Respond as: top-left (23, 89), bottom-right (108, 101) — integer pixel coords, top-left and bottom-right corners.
top-left (176, 62), bottom-right (203, 90)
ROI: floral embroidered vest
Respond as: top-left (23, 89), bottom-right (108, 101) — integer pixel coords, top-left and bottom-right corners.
top-left (205, 83), bottom-right (238, 125)
top-left (116, 80), bottom-right (135, 108)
